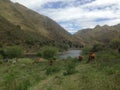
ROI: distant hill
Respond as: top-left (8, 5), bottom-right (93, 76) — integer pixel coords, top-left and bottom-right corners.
top-left (0, 0), bottom-right (79, 51)
top-left (74, 24), bottom-right (120, 45)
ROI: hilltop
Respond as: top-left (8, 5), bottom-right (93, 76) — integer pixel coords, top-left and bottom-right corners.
top-left (74, 24), bottom-right (120, 45)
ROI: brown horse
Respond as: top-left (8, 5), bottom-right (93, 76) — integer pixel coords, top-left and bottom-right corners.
top-left (87, 52), bottom-right (96, 63)
top-left (32, 58), bottom-right (44, 64)
top-left (49, 60), bottom-right (54, 65)
top-left (78, 56), bottom-right (83, 61)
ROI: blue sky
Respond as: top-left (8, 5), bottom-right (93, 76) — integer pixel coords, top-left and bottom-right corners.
top-left (11, 0), bottom-right (120, 34)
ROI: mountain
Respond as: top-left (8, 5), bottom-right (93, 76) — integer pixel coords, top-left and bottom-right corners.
top-left (74, 24), bottom-right (120, 45)
top-left (0, 15), bottom-right (50, 51)
top-left (0, 0), bottom-right (77, 51)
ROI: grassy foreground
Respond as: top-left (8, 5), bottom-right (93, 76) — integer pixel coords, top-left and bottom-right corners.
top-left (0, 51), bottom-right (120, 90)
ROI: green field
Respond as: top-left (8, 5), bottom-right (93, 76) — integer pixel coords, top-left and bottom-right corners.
top-left (0, 50), bottom-right (120, 90)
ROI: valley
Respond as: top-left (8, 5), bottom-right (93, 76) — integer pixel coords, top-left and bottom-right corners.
top-left (0, 0), bottom-right (120, 90)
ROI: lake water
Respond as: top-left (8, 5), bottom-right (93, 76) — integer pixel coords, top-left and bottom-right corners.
top-left (58, 50), bottom-right (81, 59)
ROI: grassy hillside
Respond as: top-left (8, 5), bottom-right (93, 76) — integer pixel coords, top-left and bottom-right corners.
top-left (0, 50), bottom-right (119, 90)
top-left (74, 24), bottom-right (120, 45)
top-left (0, 0), bottom-right (73, 42)
top-left (0, 15), bottom-right (52, 51)
top-left (0, 0), bottom-right (82, 51)
top-left (0, 15), bottom-right (27, 46)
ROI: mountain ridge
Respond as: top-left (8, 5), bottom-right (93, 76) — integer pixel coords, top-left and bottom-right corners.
top-left (74, 24), bottom-right (120, 45)
top-left (0, 0), bottom-right (80, 51)
top-left (0, 0), bottom-right (73, 40)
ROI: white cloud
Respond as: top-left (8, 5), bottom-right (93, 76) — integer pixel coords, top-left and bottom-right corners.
top-left (82, 0), bottom-right (120, 7)
top-left (11, 0), bottom-right (75, 8)
top-left (10, 0), bottom-right (120, 33)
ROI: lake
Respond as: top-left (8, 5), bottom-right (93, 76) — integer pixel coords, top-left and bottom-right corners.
top-left (58, 50), bottom-right (81, 59)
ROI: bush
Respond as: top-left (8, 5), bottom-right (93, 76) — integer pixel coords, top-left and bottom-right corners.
top-left (62, 44), bottom-right (70, 51)
top-left (92, 43), bottom-right (105, 52)
top-left (82, 46), bottom-right (92, 54)
top-left (18, 80), bottom-right (31, 90)
top-left (36, 51), bottom-right (42, 57)
top-left (110, 39), bottom-right (120, 49)
top-left (42, 46), bottom-right (58, 60)
top-left (0, 48), bottom-right (5, 57)
top-left (0, 55), bottom-right (3, 64)
top-left (3, 46), bottom-right (24, 59)
top-left (0, 54), bottom-right (3, 59)
top-left (4, 73), bottom-right (16, 90)
top-left (63, 61), bottom-right (77, 75)
top-left (46, 66), bottom-right (60, 75)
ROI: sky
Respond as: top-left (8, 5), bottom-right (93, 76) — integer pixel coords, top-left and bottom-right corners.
top-left (11, 0), bottom-right (120, 34)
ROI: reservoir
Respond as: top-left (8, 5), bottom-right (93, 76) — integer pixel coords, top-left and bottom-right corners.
top-left (58, 50), bottom-right (81, 59)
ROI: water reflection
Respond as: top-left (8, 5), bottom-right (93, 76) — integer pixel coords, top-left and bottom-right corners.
top-left (58, 50), bottom-right (81, 59)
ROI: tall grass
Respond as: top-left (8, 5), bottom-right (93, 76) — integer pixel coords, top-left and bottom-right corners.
top-left (0, 48), bottom-right (120, 90)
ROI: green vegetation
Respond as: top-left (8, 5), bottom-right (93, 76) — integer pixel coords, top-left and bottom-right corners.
top-left (41, 47), bottom-right (57, 60)
top-left (91, 43), bottom-right (105, 52)
top-left (0, 55), bottom-right (3, 64)
top-left (0, 48), bottom-right (119, 90)
top-left (110, 39), bottom-right (120, 49)
top-left (63, 60), bottom-right (77, 75)
top-left (46, 66), bottom-right (61, 75)
top-left (60, 44), bottom-right (70, 51)
top-left (0, 1), bottom-right (119, 90)
top-left (3, 46), bottom-right (24, 58)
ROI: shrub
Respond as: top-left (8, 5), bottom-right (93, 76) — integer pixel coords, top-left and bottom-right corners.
top-left (4, 73), bottom-right (16, 90)
top-left (3, 46), bottom-right (24, 59)
top-left (36, 51), bottom-right (42, 57)
top-left (18, 80), bottom-right (31, 90)
top-left (92, 43), bottom-right (105, 52)
top-left (0, 55), bottom-right (3, 64)
top-left (46, 66), bottom-right (60, 75)
top-left (63, 61), bottom-right (77, 75)
top-left (42, 46), bottom-right (58, 60)
top-left (110, 39), bottom-right (120, 49)
top-left (62, 44), bottom-right (70, 51)
top-left (82, 46), bottom-right (92, 54)
top-left (0, 54), bottom-right (3, 59)
top-left (0, 48), bottom-right (4, 57)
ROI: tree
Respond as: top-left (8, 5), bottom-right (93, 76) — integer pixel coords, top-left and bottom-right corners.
top-left (62, 44), bottom-right (70, 51)
top-left (41, 46), bottom-right (58, 60)
top-left (3, 46), bottom-right (24, 58)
